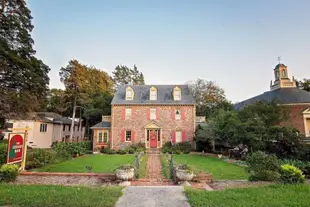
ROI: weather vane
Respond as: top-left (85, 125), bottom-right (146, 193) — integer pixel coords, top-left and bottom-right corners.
top-left (277, 56), bottom-right (281, 64)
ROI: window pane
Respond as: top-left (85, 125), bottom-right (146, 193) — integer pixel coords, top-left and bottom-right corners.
top-left (98, 132), bottom-right (103, 143)
top-left (103, 132), bottom-right (108, 142)
top-left (175, 109), bottom-right (181, 120)
top-left (126, 108), bottom-right (132, 119)
top-left (176, 131), bottom-right (182, 143)
top-left (126, 131), bottom-right (132, 141)
top-left (150, 108), bottom-right (156, 120)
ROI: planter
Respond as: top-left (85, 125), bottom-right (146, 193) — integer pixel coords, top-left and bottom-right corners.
top-left (115, 168), bottom-right (134, 181)
top-left (175, 169), bottom-right (194, 181)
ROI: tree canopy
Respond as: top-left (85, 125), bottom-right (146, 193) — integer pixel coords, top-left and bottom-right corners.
top-left (112, 65), bottom-right (145, 85)
top-left (297, 78), bottom-right (310, 92)
top-left (0, 0), bottom-right (50, 118)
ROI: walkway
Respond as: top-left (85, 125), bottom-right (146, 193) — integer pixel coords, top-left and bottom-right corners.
top-left (115, 186), bottom-right (191, 207)
top-left (146, 154), bottom-right (163, 181)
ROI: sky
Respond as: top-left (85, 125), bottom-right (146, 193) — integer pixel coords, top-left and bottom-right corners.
top-left (28, 0), bottom-right (310, 103)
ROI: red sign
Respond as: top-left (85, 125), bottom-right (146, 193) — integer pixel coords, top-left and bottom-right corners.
top-left (7, 133), bottom-right (25, 164)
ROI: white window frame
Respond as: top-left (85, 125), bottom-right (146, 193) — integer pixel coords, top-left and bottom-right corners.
top-left (40, 123), bottom-right (47, 132)
top-left (150, 108), bottom-right (156, 120)
top-left (174, 87), bottom-right (181, 101)
top-left (126, 87), bottom-right (134, 100)
top-left (98, 131), bottom-right (103, 143)
top-left (125, 108), bottom-right (132, 120)
top-left (150, 88), bottom-right (157, 100)
top-left (103, 131), bottom-right (108, 143)
top-left (175, 109), bottom-right (181, 120)
top-left (125, 131), bottom-right (132, 142)
top-left (176, 131), bottom-right (182, 143)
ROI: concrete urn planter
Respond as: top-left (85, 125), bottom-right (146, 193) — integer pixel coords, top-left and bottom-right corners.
top-left (175, 168), bottom-right (194, 181)
top-left (115, 168), bottom-right (135, 181)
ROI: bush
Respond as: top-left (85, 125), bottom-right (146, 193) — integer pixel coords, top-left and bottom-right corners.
top-left (102, 148), bottom-right (116, 154)
top-left (246, 151), bottom-right (280, 181)
top-left (161, 141), bottom-right (191, 154)
top-left (279, 159), bottom-right (308, 169)
top-left (26, 149), bottom-right (58, 170)
top-left (280, 164), bottom-right (305, 184)
top-left (0, 143), bottom-right (7, 166)
top-left (0, 164), bottom-right (19, 182)
top-left (117, 149), bottom-right (126, 155)
top-left (52, 141), bottom-right (91, 159)
top-left (124, 143), bottom-right (146, 154)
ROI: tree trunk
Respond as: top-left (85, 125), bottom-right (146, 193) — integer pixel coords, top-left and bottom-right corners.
top-left (212, 139), bottom-right (215, 152)
top-left (69, 95), bottom-right (77, 142)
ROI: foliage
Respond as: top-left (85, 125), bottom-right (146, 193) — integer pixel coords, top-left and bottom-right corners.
top-left (0, 143), bottom-right (7, 166)
top-left (112, 64), bottom-right (145, 85)
top-left (161, 141), bottom-right (191, 154)
top-left (116, 164), bottom-right (135, 170)
top-left (185, 184), bottom-right (310, 207)
top-left (124, 143), bottom-right (146, 154)
top-left (0, 164), bottom-right (19, 182)
top-left (0, 184), bottom-right (123, 207)
top-left (117, 149), bottom-right (126, 155)
top-left (46, 88), bottom-right (67, 115)
top-left (102, 148), bottom-right (116, 154)
top-left (52, 141), bottom-right (91, 159)
top-left (176, 164), bottom-right (193, 173)
top-left (25, 149), bottom-right (58, 170)
top-left (160, 154), bottom-right (170, 179)
top-left (279, 159), bottom-right (309, 169)
top-left (0, 0), bottom-right (50, 118)
top-left (246, 151), bottom-right (280, 181)
top-left (280, 164), bottom-right (305, 184)
top-left (297, 78), bottom-right (310, 92)
top-left (187, 79), bottom-right (227, 116)
top-left (174, 154), bottom-right (248, 180)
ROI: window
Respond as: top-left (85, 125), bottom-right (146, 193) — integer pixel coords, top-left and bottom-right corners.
top-left (173, 86), bottom-right (181, 100)
top-left (126, 87), bottom-right (134, 100)
top-left (63, 125), bottom-right (66, 131)
top-left (150, 108), bottom-right (156, 120)
top-left (176, 131), bottom-right (182, 143)
top-left (175, 109), bottom-right (181, 120)
top-left (150, 87), bottom-right (157, 100)
top-left (125, 131), bottom-right (132, 142)
top-left (98, 132), bottom-right (103, 143)
top-left (125, 108), bottom-right (132, 120)
top-left (103, 131), bottom-right (108, 142)
top-left (68, 125), bottom-right (71, 131)
top-left (40, 124), bottom-right (47, 132)
top-left (282, 70), bottom-right (286, 77)
top-left (77, 125), bottom-right (80, 131)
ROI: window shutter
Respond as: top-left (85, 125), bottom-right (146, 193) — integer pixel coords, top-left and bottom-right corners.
top-left (182, 131), bottom-right (187, 142)
top-left (122, 108), bottom-right (126, 120)
top-left (172, 131), bottom-right (176, 143)
top-left (156, 108), bottom-right (160, 120)
top-left (181, 110), bottom-right (186, 120)
top-left (121, 129), bottom-right (125, 142)
top-left (131, 130), bottom-right (135, 143)
top-left (171, 109), bottom-right (175, 120)
top-left (147, 108), bottom-right (150, 120)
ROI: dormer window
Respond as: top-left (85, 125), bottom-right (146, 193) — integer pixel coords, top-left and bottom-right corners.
top-left (173, 86), bottom-right (181, 101)
top-left (150, 87), bottom-right (157, 100)
top-left (126, 87), bottom-right (134, 100)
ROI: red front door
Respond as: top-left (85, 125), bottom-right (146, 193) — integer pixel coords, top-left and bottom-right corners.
top-left (150, 130), bottom-right (157, 148)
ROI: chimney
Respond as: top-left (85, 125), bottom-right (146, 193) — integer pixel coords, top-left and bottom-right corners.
top-left (102, 115), bottom-right (111, 122)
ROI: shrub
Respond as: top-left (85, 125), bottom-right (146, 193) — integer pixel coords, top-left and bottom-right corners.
top-left (124, 143), bottom-right (146, 154)
top-left (280, 164), bottom-right (305, 184)
top-left (246, 151), bottom-right (280, 181)
top-left (279, 159), bottom-right (308, 169)
top-left (0, 164), bottom-right (19, 182)
top-left (117, 149), bottom-right (126, 155)
top-left (26, 149), bottom-right (58, 170)
top-left (52, 141), bottom-right (91, 159)
top-left (102, 148), bottom-right (116, 154)
top-left (161, 141), bottom-right (191, 154)
top-left (0, 143), bottom-right (7, 166)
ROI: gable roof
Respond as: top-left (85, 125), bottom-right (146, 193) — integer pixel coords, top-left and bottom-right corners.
top-left (90, 121), bottom-right (111, 129)
top-left (234, 88), bottom-right (310, 110)
top-left (111, 85), bottom-right (196, 105)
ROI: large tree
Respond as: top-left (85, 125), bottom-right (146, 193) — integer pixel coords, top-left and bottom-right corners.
top-left (112, 64), bottom-right (145, 85)
top-left (297, 78), bottom-right (310, 92)
top-left (188, 79), bottom-right (227, 116)
top-left (0, 0), bottom-right (50, 118)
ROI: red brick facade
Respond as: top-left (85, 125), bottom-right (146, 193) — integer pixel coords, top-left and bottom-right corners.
top-left (111, 105), bottom-right (196, 149)
top-left (281, 104), bottom-right (310, 135)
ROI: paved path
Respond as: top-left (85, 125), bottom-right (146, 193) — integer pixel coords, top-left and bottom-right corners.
top-left (146, 154), bottom-right (163, 181)
top-left (115, 186), bottom-right (191, 207)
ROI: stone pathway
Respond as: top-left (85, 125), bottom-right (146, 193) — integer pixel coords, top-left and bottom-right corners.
top-left (115, 186), bottom-right (191, 207)
top-left (146, 154), bottom-right (163, 181)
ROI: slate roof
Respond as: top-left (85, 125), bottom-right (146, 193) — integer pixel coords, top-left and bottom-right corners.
top-left (234, 88), bottom-right (310, 110)
top-left (90, 121), bottom-right (111, 128)
top-left (111, 85), bottom-right (196, 105)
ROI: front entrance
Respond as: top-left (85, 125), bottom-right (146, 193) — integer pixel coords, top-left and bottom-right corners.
top-left (148, 130), bottom-right (159, 148)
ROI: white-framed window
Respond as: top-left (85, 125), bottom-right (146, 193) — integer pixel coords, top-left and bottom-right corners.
top-left (125, 131), bottom-right (132, 142)
top-left (103, 131), bottom-right (108, 142)
top-left (176, 131), bottom-right (182, 143)
top-left (150, 87), bottom-right (157, 100)
top-left (98, 132), bottom-right (103, 143)
top-left (125, 108), bottom-right (132, 120)
top-left (175, 109), bottom-right (181, 120)
top-left (126, 87), bottom-right (134, 100)
top-left (40, 123), bottom-right (47, 132)
top-left (150, 108), bottom-right (156, 120)
top-left (174, 87), bottom-right (181, 100)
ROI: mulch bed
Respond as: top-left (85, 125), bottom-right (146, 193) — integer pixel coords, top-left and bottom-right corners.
top-left (209, 180), bottom-right (274, 190)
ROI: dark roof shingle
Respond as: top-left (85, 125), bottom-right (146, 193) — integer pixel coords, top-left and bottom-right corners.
top-left (90, 121), bottom-right (111, 128)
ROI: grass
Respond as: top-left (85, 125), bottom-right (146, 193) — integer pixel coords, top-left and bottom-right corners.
top-left (138, 155), bottom-right (148, 178)
top-left (37, 154), bottom-right (135, 173)
top-left (0, 184), bottom-right (122, 207)
top-left (185, 184), bottom-right (310, 207)
top-left (160, 154), bottom-right (170, 179)
top-left (174, 154), bottom-right (248, 180)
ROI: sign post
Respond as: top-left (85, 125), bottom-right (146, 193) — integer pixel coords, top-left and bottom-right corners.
top-left (7, 126), bottom-right (30, 171)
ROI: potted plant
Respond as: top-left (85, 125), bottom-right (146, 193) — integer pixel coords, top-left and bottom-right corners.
top-left (115, 164), bottom-right (135, 181)
top-left (175, 164), bottom-right (194, 181)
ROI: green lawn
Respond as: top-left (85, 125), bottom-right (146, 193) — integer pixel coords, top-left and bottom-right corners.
top-left (186, 184), bottom-right (310, 207)
top-left (174, 154), bottom-right (248, 180)
top-left (160, 154), bottom-right (170, 179)
top-left (0, 184), bottom-right (122, 207)
top-left (37, 154), bottom-right (135, 173)
top-left (138, 155), bottom-right (148, 178)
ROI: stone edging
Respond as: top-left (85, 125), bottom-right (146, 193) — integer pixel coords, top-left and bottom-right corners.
top-left (20, 171), bottom-right (115, 178)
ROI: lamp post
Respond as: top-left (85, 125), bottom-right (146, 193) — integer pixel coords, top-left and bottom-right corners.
top-left (69, 105), bottom-right (85, 142)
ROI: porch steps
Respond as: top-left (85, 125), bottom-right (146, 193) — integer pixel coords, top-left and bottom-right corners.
top-left (147, 148), bottom-right (161, 154)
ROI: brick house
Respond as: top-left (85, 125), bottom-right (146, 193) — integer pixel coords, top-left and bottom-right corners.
top-left (92, 85), bottom-right (196, 150)
top-left (235, 63), bottom-right (310, 137)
